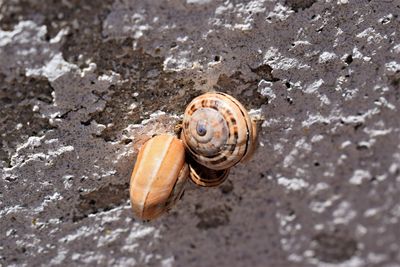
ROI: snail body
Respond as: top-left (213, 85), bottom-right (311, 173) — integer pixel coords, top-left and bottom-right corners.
top-left (130, 134), bottom-right (188, 220)
top-left (181, 92), bottom-right (257, 171)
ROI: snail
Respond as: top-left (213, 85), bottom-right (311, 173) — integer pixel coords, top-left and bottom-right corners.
top-left (130, 134), bottom-right (189, 220)
top-left (181, 92), bottom-right (258, 172)
top-left (188, 157), bottom-right (230, 187)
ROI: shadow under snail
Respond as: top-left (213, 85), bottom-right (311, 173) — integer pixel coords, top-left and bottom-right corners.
top-left (129, 92), bottom-right (259, 220)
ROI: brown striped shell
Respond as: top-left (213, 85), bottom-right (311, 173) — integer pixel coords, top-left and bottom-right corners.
top-left (130, 134), bottom-right (189, 220)
top-left (181, 92), bottom-right (257, 170)
top-left (188, 158), bottom-right (230, 187)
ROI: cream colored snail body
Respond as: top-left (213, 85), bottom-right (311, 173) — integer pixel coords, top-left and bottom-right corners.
top-left (130, 134), bottom-right (189, 220)
top-left (181, 92), bottom-right (258, 172)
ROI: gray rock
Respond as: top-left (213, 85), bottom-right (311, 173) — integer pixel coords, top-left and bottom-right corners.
top-left (1, 0), bottom-right (399, 266)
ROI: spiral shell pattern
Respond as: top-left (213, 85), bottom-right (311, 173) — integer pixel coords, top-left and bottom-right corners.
top-left (188, 158), bottom-right (230, 187)
top-left (181, 92), bottom-right (257, 170)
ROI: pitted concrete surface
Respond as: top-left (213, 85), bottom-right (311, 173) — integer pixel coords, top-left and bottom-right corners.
top-left (1, 0), bottom-right (400, 266)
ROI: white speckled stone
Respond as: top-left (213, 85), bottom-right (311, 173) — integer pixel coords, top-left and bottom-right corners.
top-left (1, 0), bottom-right (400, 266)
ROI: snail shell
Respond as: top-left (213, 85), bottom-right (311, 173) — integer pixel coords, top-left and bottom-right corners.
top-left (181, 92), bottom-right (257, 170)
top-left (188, 158), bottom-right (230, 187)
top-left (130, 134), bottom-right (189, 220)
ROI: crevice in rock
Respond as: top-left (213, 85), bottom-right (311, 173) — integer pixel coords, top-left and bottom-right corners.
top-left (345, 54), bottom-right (353, 65)
top-left (0, 0), bottom-right (114, 45)
top-left (285, 0), bottom-right (317, 12)
top-left (73, 183), bottom-right (129, 222)
top-left (0, 73), bottom-right (56, 165)
top-left (250, 64), bottom-right (279, 82)
top-left (215, 71), bottom-right (269, 108)
top-left (88, 46), bottom-right (198, 142)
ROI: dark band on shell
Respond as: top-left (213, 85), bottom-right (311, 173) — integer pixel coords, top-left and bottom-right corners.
top-left (188, 158), bottom-right (230, 187)
top-left (181, 92), bottom-right (256, 170)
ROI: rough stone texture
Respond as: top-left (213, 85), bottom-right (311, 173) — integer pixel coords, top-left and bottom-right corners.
top-left (1, 0), bottom-right (400, 266)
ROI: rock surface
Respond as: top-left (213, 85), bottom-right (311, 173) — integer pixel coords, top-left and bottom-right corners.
top-left (1, 0), bottom-right (400, 266)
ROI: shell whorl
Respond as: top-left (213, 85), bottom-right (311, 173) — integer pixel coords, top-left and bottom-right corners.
top-left (188, 158), bottom-right (230, 187)
top-left (182, 92), bottom-right (255, 170)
